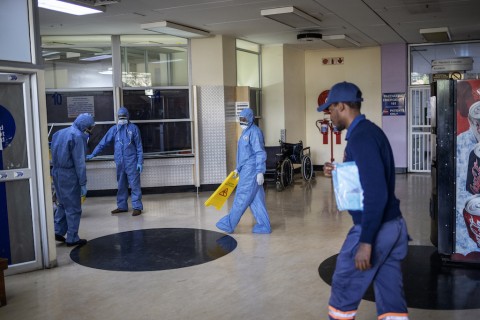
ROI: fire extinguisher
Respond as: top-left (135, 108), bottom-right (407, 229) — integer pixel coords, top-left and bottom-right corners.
top-left (317, 119), bottom-right (329, 144)
top-left (333, 125), bottom-right (341, 144)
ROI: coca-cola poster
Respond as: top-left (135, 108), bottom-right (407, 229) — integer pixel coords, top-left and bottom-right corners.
top-left (455, 79), bottom-right (480, 261)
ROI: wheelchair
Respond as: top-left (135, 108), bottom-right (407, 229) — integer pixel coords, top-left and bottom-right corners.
top-left (264, 140), bottom-right (314, 191)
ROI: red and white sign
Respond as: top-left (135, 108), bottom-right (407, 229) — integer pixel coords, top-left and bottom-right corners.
top-left (322, 57), bottom-right (344, 65)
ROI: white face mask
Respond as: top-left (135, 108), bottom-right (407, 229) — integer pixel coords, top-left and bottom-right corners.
top-left (118, 119), bottom-right (128, 125)
top-left (240, 124), bottom-right (248, 130)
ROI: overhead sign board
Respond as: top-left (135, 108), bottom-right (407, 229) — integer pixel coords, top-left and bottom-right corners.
top-left (431, 57), bottom-right (473, 73)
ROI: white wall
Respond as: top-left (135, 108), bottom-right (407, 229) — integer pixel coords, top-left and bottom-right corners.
top-left (304, 46), bottom-right (382, 165)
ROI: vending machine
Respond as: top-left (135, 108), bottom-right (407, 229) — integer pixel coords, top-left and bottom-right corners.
top-left (431, 79), bottom-right (480, 264)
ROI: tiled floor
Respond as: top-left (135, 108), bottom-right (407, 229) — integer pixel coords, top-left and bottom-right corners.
top-left (0, 172), bottom-right (478, 320)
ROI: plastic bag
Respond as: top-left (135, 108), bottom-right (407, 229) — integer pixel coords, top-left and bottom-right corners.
top-left (204, 171), bottom-right (240, 210)
top-left (332, 161), bottom-right (364, 211)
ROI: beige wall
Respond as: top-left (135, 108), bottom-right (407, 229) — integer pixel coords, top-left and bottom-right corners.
top-left (191, 35), bottom-right (236, 86)
top-left (262, 45), bottom-right (285, 145)
top-left (283, 45), bottom-right (306, 145)
top-left (304, 46), bottom-right (381, 165)
top-left (262, 44), bottom-right (307, 147)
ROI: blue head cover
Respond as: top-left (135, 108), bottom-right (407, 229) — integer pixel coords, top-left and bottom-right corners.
top-left (239, 108), bottom-right (254, 126)
top-left (118, 107), bottom-right (130, 120)
top-left (73, 113), bottom-right (95, 131)
top-left (317, 81), bottom-right (363, 112)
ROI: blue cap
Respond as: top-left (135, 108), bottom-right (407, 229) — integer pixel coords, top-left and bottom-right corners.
top-left (317, 81), bottom-right (363, 112)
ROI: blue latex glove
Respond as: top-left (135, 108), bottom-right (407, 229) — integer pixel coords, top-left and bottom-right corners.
top-left (81, 185), bottom-right (87, 197)
top-left (137, 164), bottom-right (143, 173)
top-left (86, 154), bottom-right (94, 160)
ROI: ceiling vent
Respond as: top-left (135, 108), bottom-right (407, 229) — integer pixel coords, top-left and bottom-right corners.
top-left (297, 32), bottom-right (322, 42)
top-left (420, 27), bottom-right (451, 42)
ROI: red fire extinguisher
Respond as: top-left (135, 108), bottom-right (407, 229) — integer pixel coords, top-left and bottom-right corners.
top-left (318, 119), bottom-right (329, 144)
top-left (333, 125), bottom-right (341, 144)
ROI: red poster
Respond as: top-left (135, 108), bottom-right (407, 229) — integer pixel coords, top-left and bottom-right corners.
top-left (454, 79), bottom-right (480, 262)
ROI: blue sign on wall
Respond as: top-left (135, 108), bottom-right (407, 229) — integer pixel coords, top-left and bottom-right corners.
top-left (382, 92), bottom-right (406, 116)
top-left (0, 104), bottom-right (16, 150)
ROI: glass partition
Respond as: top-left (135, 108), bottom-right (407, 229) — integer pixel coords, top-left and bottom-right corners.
top-left (42, 35), bottom-right (113, 89)
top-left (42, 35), bottom-right (192, 158)
top-left (410, 41), bottom-right (480, 86)
top-left (121, 46), bottom-right (188, 87)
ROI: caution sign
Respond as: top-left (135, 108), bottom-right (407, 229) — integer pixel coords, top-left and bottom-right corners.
top-left (204, 171), bottom-right (240, 210)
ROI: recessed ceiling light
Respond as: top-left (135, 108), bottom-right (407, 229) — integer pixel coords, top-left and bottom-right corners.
top-left (38, 0), bottom-right (104, 16)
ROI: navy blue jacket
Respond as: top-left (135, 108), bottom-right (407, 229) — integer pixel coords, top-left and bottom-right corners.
top-left (344, 115), bottom-right (402, 244)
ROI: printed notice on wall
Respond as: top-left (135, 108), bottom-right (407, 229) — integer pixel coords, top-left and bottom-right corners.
top-left (382, 92), bottom-right (405, 116)
top-left (67, 96), bottom-right (94, 118)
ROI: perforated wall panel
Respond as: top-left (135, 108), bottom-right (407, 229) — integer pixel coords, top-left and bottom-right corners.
top-left (197, 86), bottom-right (227, 184)
top-left (86, 157), bottom-right (195, 190)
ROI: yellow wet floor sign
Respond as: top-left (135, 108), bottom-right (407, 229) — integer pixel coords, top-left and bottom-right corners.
top-left (204, 171), bottom-right (239, 210)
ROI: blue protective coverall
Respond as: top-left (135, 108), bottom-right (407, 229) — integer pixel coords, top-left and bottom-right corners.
top-left (89, 107), bottom-right (144, 210)
top-left (52, 113), bottom-right (95, 243)
top-left (216, 108), bottom-right (271, 234)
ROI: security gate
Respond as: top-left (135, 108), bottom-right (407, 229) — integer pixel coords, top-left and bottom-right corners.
top-left (408, 85), bottom-right (432, 172)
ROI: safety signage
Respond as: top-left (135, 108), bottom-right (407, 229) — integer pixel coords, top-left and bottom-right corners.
top-left (205, 171), bottom-right (240, 210)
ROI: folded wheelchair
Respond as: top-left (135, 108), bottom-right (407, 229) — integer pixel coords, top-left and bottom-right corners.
top-left (264, 140), bottom-right (314, 191)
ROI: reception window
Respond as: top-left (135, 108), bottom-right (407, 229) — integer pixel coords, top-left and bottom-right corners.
top-left (43, 35), bottom-right (192, 157)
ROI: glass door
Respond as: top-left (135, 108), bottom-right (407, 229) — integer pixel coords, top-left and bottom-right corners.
top-left (0, 73), bottom-right (43, 272)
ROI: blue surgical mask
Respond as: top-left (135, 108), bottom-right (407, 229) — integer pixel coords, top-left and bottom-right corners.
top-left (118, 119), bottom-right (128, 125)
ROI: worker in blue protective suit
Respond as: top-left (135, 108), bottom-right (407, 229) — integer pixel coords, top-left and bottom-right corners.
top-left (216, 108), bottom-right (271, 234)
top-left (52, 113), bottom-right (95, 247)
top-left (86, 107), bottom-right (144, 216)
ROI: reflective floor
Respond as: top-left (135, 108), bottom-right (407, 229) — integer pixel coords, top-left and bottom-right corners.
top-left (1, 172), bottom-right (479, 319)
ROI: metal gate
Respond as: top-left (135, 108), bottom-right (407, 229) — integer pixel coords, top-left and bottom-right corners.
top-left (408, 85), bottom-right (432, 172)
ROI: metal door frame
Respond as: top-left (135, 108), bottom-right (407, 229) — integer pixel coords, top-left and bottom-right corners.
top-left (0, 72), bottom-right (44, 273)
top-left (408, 85), bottom-right (432, 172)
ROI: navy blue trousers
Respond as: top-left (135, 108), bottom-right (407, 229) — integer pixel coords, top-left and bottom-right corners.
top-left (328, 217), bottom-right (409, 320)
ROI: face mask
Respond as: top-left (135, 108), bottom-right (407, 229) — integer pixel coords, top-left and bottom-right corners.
top-left (240, 124), bottom-right (248, 130)
top-left (84, 127), bottom-right (93, 136)
top-left (118, 119), bottom-right (128, 125)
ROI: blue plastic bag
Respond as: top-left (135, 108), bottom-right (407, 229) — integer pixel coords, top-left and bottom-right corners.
top-left (332, 161), bottom-right (364, 211)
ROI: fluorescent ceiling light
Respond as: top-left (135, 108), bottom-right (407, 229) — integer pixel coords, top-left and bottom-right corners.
top-left (420, 27), bottom-right (451, 42)
top-left (38, 0), bottom-right (104, 15)
top-left (261, 6), bottom-right (321, 29)
top-left (80, 54), bottom-right (112, 61)
top-left (141, 21), bottom-right (210, 38)
top-left (322, 35), bottom-right (360, 48)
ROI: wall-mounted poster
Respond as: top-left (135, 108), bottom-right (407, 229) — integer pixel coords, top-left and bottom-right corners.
top-left (382, 92), bottom-right (405, 116)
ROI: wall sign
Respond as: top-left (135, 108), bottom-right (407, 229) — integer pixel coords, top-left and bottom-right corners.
top-left (382, 92), bottom-right (405, 116)
top-left (67, 96), bottom-right (95, 118)
top-left (0, 104), bottom-right (16, 150)
top-left (322, 57), bottom-right (344, 65)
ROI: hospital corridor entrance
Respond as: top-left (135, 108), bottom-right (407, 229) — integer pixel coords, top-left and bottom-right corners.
top-left (1, 172), bottom-right (480, 319)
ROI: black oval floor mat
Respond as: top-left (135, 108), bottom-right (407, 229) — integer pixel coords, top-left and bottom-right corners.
top-left (319, 245), bottom-right (480, 310)
top-left (70, 228), bottom-right (237, 272)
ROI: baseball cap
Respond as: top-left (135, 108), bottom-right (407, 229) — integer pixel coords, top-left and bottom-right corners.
top-left (317, 81), bottom-right (363, 112)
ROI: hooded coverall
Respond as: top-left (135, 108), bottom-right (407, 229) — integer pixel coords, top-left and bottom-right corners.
top-left (216, 108), bottom-right (271, 234)
top-left (52, 113), bottom-right (95, 243)
top-left (89, 107), bottom-right (144, 211)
